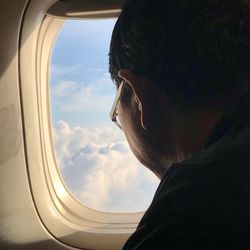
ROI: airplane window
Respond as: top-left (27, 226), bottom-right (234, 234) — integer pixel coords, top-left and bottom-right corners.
top-left (50, 19), bottom-right (159, 212)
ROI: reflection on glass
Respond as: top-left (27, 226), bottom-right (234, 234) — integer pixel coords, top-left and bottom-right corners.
top-left (50, 19), bottom-right (159, 212)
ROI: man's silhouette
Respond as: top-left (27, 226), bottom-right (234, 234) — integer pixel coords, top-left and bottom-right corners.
top-left (109, 0), bottom-right (250, 249)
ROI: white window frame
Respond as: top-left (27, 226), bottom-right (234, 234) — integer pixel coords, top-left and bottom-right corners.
top-left (19, 1), bottom-right (144, 249)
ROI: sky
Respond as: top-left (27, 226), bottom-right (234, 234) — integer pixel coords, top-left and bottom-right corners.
top-left (50, 19), bottom-right (159, 212)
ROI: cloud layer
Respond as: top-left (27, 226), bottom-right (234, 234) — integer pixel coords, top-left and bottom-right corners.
top-left (53, 120), bottom-right (159, 212)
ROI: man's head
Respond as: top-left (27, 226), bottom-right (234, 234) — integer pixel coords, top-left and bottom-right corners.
top-left (109, 0), bottom-right (250, 178)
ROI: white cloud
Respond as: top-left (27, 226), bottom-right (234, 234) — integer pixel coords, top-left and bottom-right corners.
top-left (53, 120), bottom-right (159, 211)
top-left (51, 73), bottom-right (114, 113)
top-left (52, 81), bottom-right (79, 97)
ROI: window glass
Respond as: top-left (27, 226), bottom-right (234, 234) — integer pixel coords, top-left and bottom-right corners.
top-left (50, 19), bottom-right (159, 212)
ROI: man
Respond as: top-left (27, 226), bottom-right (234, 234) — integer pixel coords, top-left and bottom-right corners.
top-left (109, 0), bottom-right (250, 249)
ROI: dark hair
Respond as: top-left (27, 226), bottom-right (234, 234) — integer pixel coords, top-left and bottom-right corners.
top-left (109, 0), bottom-right (250, 108)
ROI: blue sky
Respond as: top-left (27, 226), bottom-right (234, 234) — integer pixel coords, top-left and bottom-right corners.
top-left (50, 19), bottom-right (159, 212)
top-left (50, 19), bottom-right (116, 127)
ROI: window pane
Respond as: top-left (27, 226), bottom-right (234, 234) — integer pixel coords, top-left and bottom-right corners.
top-left (50, 19), bottom-right (159, 212)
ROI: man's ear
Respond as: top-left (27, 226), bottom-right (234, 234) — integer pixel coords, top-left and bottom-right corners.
top-left (118, 69), bottom-right (152, 130)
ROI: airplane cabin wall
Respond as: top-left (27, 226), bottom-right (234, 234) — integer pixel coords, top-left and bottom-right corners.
top-left (0, 1), bottom-right (78, 249)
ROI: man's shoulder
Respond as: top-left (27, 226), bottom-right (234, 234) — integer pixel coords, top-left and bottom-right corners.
top-left (123, 159), bottom-right (250, 249)
top-left (123, 138), bottom-right (250, 249)
top-left (153, 136), bottom-right (250, 220)
top-left (123, 105), bottom-right (250, 249)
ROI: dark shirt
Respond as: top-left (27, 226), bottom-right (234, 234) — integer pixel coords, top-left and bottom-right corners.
top-left (123, 94), bottom-right (250, 250)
